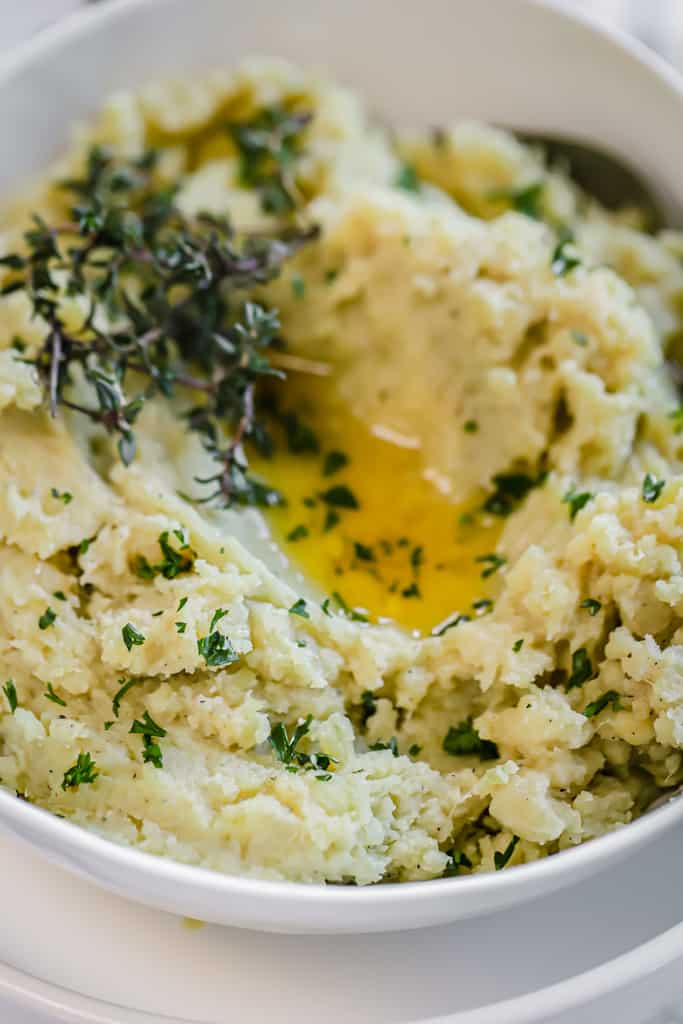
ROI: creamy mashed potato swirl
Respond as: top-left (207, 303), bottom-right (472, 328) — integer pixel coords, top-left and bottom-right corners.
top-left (2, 59), bottom-right (683, 882)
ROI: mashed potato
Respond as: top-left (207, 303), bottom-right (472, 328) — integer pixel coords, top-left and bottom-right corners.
top-left (2, 59), bottom-right (683, 882)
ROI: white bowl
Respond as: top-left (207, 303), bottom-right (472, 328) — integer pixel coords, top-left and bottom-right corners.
top-left (2, 0), bottom-right (683, 935)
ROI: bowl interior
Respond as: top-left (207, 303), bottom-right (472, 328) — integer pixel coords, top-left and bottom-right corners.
top-left (2, 0), bottom-right (683, 933)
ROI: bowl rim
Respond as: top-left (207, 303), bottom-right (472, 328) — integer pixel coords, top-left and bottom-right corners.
top-left (2, 0), bottom-right (683, 912)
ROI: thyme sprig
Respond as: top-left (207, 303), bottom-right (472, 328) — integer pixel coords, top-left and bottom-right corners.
top-left (1, 114), bottom-right (317, 508)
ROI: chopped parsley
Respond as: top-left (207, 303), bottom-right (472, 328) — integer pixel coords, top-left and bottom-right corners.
top-left (38, 607), bottom-right (57, 630)
top-left (175, 621), bottom-right (187, 634)
top-left (324, 268), bottom-right (339, 284)
top-left (177, 596), bottom-right (188, 612)
top-left (323, 450), bottom-right (348, 476)
top-left (483, 471), bottom-right (545, 517)
top-left (408, 743), bottom-right (422, 757)
top-left (443, 717), bottom-right (499, 760)
top-left (121, 622), bottom-right (145, 652)
top-left (410, 546), bottom-right (423, 572)
top-left (53, 590), bottom-right (67, 602)
top-left (473, 598), bottom-right (493, 615)
top-left (323, 509), bottom-right (340, 532)
top-left (44, 683), bottom-right (66, 707)
top-left (551, 235), bottom-right (581, 276)
top-left (281, 410), bottom-right (319, 454)
top-left (3, 680), bottom-right (18, 713)
top-left (369, 736), bottom-right (399, 756)
top-left (320, 484), bottom-right (359, 509)
top-left (353, 542), bottom-right (375, 562)
top-left (130, 710), bottom-right (167, 769)
top-left (580, 598), bottom-right (602, 616)
top-left (512, 638), bottom-right (524, 653)
top-left (562, 487), bottom-right (593, 522)
top-left (134, 530), bottom-right (193, 581)
top-left (490, 181), bottom-right (544, 219)
top-left (112, 677), bottom-right (143, 717)
top-left (566, 648), bottom-right (595, 691)
top-left (444, 849), bottom-right (473, 876)
top-left (583, 690), bottom-right (622, 718)
top-left (78, 536), bottom-right (94, 556)
top-left (62, 752), bottom-right (98, 791)
top-left (401, 582), bottom-right (421, 599)
top-left (197, 610), bottom-right (239, 667)
top-left (463, 419), bottom-right (478, 434)
top-left (432, 612), bottom-right (471, 636)
top-left (268, 714), bottom-right (335, 773)
top-left (50, 487), bottom-right (73, 505)
top-left (332, 591), bottom-right (368, 622)
top-left (476, 552), bottom-right (506, 579)
top-left (394, 162), bottom-right (421, 193)
top-left (290, 274), bottom-right (306, 299)
top-left (286, 524), bottom-right (309, 542)
top-left (642, 473), bottom-right (665, 503)
top-left (494, 835), bottom-right (520, 870)
top-left (571, 330), bottom-right (589, 347)
top-left (360, 690), bottom-right (378, 727)
top-left (321, 598), bottom-right (332, 616)
top-left (289, 598), bottom-right (310, 619)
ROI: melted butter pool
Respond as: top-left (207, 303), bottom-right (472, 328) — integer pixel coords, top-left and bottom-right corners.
top-left (252, 378), bottom-right (502, 634)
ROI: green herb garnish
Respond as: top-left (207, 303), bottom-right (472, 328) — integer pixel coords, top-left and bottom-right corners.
top-left (353, 542), bottom-right (375, 562)
top-left (394, 162), bottom-right (421, 193)
top-left (476, 553), bottom-right (506, 579)
top-left (443, 717), bottom-right (498, 760)
top-left (50, 487), bottom-right (73, 505)
top-left (369, 737), bottom-right (399, 756)
top-left (228, 104), bottom-right (311, 215)
top-left (0, 137), bottom-right (318, 510)
top-left (494, 835), bottom-right (520, 870)
top-left (583, 690), bottom-right (622, 718)
top-left (444, 849), bottom-right (473, 876)
top-left (322, 450), bottom-right (348, 476)
top-left (463, 419), bottom-right (478, 434)
top-left (551, 234), bottom-right (581, 276)
top-left (197, 610), bottom-right (239, 667)
top-left (130, 710), bottom-right (167, 769)
top-left (62, 752), bottom-right (98, 790)
top-left (289, 598), bottom-right (310, 618)
top-left (571, 330), bottom-right (589, 347)
top-left (112, 677), bottom-right (143, 717)
top-left (38, 607), bottom-right (56, 630)
top-left (566, 648), bottom-right (595, 691)
top-left (432, 612), bottom-right (470, 636)
top-left (287, 524), bottom-right (309, 542)
top-left (53, 590), bottom-right (67, 602)
top-left (562, 487), bottom-right (593, 521)
top-left (360, 690), bottom-right (377, 727)
top-left (580, 598), bottom-right (602, 616)
top-left (290, 273), bottom-right (306, 299)
top-left (642, 473), bottom-right (665, 503)
top-left (512, 638), bottom-right (524, 652)
top-left (483, 471), bottom-right (545, 517)
top-left (320, 485), bottom-right (359, 509)
top-left (45, 683), bottom-right (66, 707)
top-left (121, 623), bottom-right (145, 652)
top-left (3, 680), bottom-right (18, 713)
top-left (489, 181), bottom-right (544, 219)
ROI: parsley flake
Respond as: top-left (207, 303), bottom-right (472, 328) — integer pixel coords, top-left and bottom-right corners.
top-left (45, 683), bottom-right (66, 707)
top-left (394, 162), bottom-right (421, 193)
top-left (642, 473), bottom-right (665, 503)
top-left (562, 487), bottom-right (593, 521)
top-left (62, 752), bottom-right (98, 791)
top-left (443, 718), bottom-right (499, 760)
top-left (3, 680), bottom-right (18, 713)
top-left (50, 487), bottom-right (73, 505)
top-left (566, 648), bottom-right (595, 691)
top-left (322, 450), bottom-right (348, 476)
top-left (320, 484), bottom-right (359, 509)
top-left (476, 552), bottom-right (506, 578)
top-left (289, 598), bottom-right (310, 618)
top-left (38, 607), bottom-right (56, 630)
top-left (121, 623), bottom-right (145, 651)
top-left (580, 598), bottom-right (602, 616)
top-left (287, 524), bottom-right (309, 542)
top-left (494, 835), bottom-right (520, 870)
top-left (583, 690), bottom-right (622, 718)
